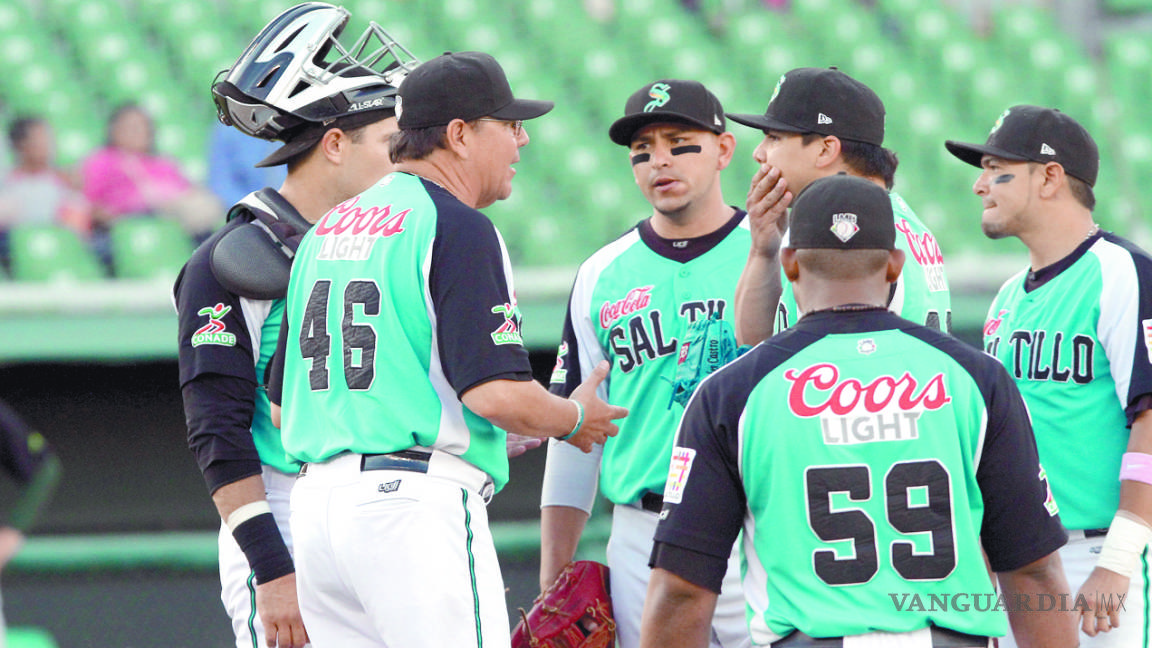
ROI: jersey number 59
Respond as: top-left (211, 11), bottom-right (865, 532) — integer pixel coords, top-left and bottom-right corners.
top-left (804, 459), bottom-right (956, 585)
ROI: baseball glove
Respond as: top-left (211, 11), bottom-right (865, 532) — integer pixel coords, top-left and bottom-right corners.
top-left (512, 560), bottom-right (615, 648)
top-left (669, 312), bottom-right (749, 409)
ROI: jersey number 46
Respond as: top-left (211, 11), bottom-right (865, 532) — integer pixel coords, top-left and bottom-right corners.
top-left (299, 279), bottom-right (379, 391)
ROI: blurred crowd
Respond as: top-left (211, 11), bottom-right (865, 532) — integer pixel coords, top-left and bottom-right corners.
top-left (0, 105), bottom-right (284, 279)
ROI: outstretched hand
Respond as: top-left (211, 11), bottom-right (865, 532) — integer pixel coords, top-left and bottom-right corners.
top-left (566, 360), bottom-right (628, 453)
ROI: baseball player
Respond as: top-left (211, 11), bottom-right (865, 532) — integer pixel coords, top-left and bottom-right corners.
top-left (0, 397), bottom-right (61, 642)
top-left (726, 67), bottom-right (952, 344)
top-left (273, 51), bottom-right (626, 648)
top-left (173, 4), bottom-right (416, 647)
top-left (946, 105), bottom-right (1152, 647)
top-left (541, 79), bottom-right (752, 648)
top-left (641, 174), bottom-right (1077, 648)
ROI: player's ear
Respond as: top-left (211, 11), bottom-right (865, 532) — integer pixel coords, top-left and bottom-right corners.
top-left (886, 249), bottom-right (905, 283)
top-left (781, 247), bottom-right (800, 282)
top-left (318, 127), bottom-right (346, 164)
top-left (715, 132), bottom-right (737, 171)
top-left (1038, 162), bottom-right (1066, 199)
top-left (813, 135), bottom-right (842, 170)
top-left (444, 118), bottom-right (471, 158)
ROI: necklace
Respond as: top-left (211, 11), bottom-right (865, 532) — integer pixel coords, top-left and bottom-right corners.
top-left (806, 303), bottom-right (887, 315)
top-left (1086, 222), bottom-right (1100, 240)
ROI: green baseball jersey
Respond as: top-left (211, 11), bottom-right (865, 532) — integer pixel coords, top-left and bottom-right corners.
top-left (653, 310), bottom-right (1065, 642)
top-left (777, 192), bottom-right (952, 333)
top-left (983, 231), bottom-right (1152, 530)
top-left (548, 211), bottom-right (750, 505)
top-left (279, 172), bottom-right (534, 491)
top-left (252, 298), bottom-right (290, 470)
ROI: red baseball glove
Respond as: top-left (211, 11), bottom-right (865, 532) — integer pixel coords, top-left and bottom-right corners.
top-left (512, 560), bottom-right (615, 648)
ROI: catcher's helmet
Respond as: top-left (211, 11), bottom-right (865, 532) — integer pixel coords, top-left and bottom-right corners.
top-left (211, 2), bottom-right (418, 140)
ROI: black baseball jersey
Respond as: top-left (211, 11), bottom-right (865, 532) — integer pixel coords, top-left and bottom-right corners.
top-left (652, 309), bottom-right (1066, 641)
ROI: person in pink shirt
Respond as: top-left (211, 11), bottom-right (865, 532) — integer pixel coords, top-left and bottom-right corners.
top-left (81, 104), bottom-right (219, 243)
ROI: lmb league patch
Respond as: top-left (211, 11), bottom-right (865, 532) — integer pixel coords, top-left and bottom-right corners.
top-left (663, 446), bottom-right (697, 504)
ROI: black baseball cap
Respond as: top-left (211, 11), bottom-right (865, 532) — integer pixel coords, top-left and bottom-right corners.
top-left (395, 51), bottom-right (553, 130)
top-left (727, 67), bottom-right (885, 146)
top-left (255, 106), bottom-right (395, 167)
top-left (608, 79), bottom-right (726, 146)
top-left (945, 105), bottom-right (1099, 186)
top-left (788, 174), bottom-right (895, 250)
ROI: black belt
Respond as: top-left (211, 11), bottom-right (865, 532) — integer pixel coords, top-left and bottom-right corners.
top-left (771, 627), bottom-right (988, 648)
top-left (361, 450), bottom-right (431, 473)
top-left (640, 492), bottom-right (663, 513)
top-left (1084, 528), bottom-right (1108, 538)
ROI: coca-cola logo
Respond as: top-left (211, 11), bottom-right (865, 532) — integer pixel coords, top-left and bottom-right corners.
top-left (983, 309), bottom-right (1009, 338)
top-left (315, 197), bottom-right (408, 238)
top-left (895, 218), bottom-right (944, 267)
top-left (784, 363), bottom-right (951, 417)
top-left (599, 286), bottom-right (653, 329)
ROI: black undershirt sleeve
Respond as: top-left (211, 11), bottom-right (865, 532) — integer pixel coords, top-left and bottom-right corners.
top-left (183, 373), bottom-right (262, 495)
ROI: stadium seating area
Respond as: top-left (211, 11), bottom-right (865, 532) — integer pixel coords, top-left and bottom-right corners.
top-left (1, 0), bottom-right (1150, 274)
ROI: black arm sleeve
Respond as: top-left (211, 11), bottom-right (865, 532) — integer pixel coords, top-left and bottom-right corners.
top-left (651, 373), bottom-right (747, 593)
top-left (426, 194), bottom-right (532, 396)
top-left (976, 361), bottom-right (1068, 572)
top-left (183, 373), bottom-right (262, 495)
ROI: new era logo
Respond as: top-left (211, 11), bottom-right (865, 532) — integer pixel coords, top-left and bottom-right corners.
top-left (714, 114), bottom-right (722, 126)
top-left (1041, 143), bottom-right (1056, 156)
top-left (818, 113), bottom-right (833, 125)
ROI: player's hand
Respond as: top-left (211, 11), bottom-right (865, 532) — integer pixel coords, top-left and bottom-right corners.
top-left (255, 572), bottom-right (309, 648)
top-left (566, 360), bottom-right (628, 453)
top-left (506, 432), bottom-right (543, 458)
top-left (1076, 566), bottom-right (1128, 636)
top-left (746, 164), bottom-right (791, 258)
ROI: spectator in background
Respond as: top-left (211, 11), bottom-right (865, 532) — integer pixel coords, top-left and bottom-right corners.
top-left (0, 116), bottom-right (92, 267)
top-left (206, 121), bottom-right (286, 208)
top-left (81, 104), bottom-right (220, 249)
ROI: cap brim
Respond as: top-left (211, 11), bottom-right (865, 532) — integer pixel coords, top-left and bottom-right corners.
top-left (725, 112), bottom-right (807, 134)
top-left (608, 114), bottom-right (723, 146)
top-left (490, 98), bottom-right (555, 121)
top-left (944, 140), bottom-right (1030, 169)
top-left (255, 133), bottom-right (322, 168)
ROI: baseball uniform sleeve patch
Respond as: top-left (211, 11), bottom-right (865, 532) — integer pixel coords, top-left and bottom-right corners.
top-left (490, 299), bottom-right (524, 345)
top-left (192, 303), bottom-right (238, 347)
top-left (1143, 319), bottom-right (1152, 364)
top-left (663, 446), bottom-right (696, 504)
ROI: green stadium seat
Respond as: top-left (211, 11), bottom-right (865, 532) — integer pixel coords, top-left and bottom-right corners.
top-left (108, 217), bottom-right (195, 281)
top-left (8, 224), bottom-right (105, 282)
top-left (6, 627), bottom-right (59, 648)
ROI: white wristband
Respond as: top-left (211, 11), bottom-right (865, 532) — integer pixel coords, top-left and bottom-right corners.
top-left (1096, 514), bottom-right (1152, 578)
top-left (225, 500), bottom-right (273, 532)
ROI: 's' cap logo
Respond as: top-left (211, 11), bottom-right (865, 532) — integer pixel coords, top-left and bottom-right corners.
top-left (768, 74), bottom-right (786, 106)
top-left (990, 108), bottom-right (1010, 135)
top-left (644, 82), bottom-right (671, 112)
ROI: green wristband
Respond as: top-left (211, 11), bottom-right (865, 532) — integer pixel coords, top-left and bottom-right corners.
top-left (558, 400), bottom-right (584, 441)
